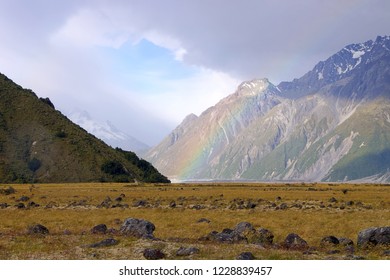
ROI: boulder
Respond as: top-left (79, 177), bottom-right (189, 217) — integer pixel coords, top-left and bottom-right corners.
top-left (120, 218), bottom-right (155, 239)
top-left (236, 252), bottom-right (256, 260)
top-left (176, 247), bottom-right (200, 256)
top-left (143, 248), bottom-right (165, 260)
top-left (91, 224), bottom-right (108, 234)
top-left (27, 224), bottom-right (49, 235)
top-left (320, 236), bottom-right (340, 246)
top-left (283, 233), bottom-right (308, 250)
top-left (357, 227), bottom-right (390, 247)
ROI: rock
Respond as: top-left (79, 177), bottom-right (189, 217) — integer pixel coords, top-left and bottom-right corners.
top-left (279, 203), bottom-right (288, 210)
top-left (234, 222), bottom-right (254, 235)
top-left (88, 238), bottom-right (119, 248)
top-left (133, 200), bottom-right (148, 207)
top-left (45, 201), bottom-right (58, 209)
top-left (114, 194), bottom-right (125, 202)
top-left (338, 237), bottom-right (354, 246)
top-left (255, 228), bottom-right (274, 245)
top-left (357, 227), bottom-right (390, 247)
top-left (98, 196), bottom-right (112, 208)
top-left (0, 203), bottom-right (8, 209)
top-left (169, 201), bottom-right (176, 208)
top-left (18, 196), bottom-right (30, 202)
top-left (91, 224), bottom-right (108, 234)
top-left (143, 248), bottom-right (165, 260)
top-left (120, 218), bottom-right (156, 239)
top-left (283, 233), bottom-right (308, 250)
top-left (27, 201), bottom-right (39, 208)
top-left (321, 236), bottom-right (340, 246)
top-left (201, 222), bottom-right (272, 245)
top-left (176, 247), bottom-right (200, 256)
top-left (236, 252), bottom-right (256, 260)
top-left (329, 197), bottom-right (337, 203)
top-left (0, 186), bottom-right (16, 195)
top-left (197, 218), bottom-right (211, 223)
top-left (16, 202), bottom-right (25, 209)
top-left (27, 224), bottom-right (49, 235)
top-left (383, 250), bottom-right (390, 256)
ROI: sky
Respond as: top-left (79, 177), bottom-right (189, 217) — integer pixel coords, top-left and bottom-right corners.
top-left (0, 0), bottom-right (389, 146)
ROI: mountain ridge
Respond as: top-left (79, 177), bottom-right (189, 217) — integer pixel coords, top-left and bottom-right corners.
top-left (146, 35), bottom-right (390, 182)
top-left (0, 73), bottom-right (170, 183)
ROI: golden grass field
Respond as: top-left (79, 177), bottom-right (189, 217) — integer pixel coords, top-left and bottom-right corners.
top-left (0, 182), bottom-right (389, 259)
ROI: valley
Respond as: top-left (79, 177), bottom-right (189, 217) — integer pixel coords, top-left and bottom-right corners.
top-left (0, 182), bottom-right (389, 260)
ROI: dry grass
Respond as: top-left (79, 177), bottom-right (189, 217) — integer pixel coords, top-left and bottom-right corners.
top-left (0, 182), bottom-right (389, 259)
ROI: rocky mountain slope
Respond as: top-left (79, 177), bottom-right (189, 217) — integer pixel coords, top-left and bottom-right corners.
top-left (146, 36), bottom-right (390, 182)
top-left (0, 73), bottom-right (169, 183)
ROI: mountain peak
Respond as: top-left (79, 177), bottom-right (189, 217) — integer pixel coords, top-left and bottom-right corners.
top-left (236, 78), bottom-right (273, 96)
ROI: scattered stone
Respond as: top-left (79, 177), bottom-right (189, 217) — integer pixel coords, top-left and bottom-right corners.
top-left (345, 255), bottom-right (365, 260)
top-left (197, 218), bottom-right (211, 223)
top-left (16, 202), bottom-right (25, 209)
top-left (91, 224), bottom-right (108, 234)
top-left (0, 186), bottom-right (16, 195)
top-left (120, 218), bottom-right (156, 239)
top-left (338, 237), bottom-right (354, 247)
top-left (88, 238), bottom-right (119, 248)
top-left (329, 197), bottom-right (337, 203)
top-left (283, 233), bottom-right (309, 250)
top-left (114, 194), bottom-right (125, 202)
top-left (169, 201), bottom-right (176, 208)
top-left (63, 229), bottom-right (72, 235)
top-left (191, 204), bottom-right (205, 210)
top-left (279, 203), bottom-right (288, 210)
top-left (236, 252), bottom-right (256, 260)
top-left (67, 200), bottom-right (87, 207)
top-left (321, 236), bottom-right (340, 246)
top-left (383, 250), bottom-right (390, 256)
top-left (357, 227), bottom-right (390, 247)
top-left (176, 247), bottom-right (200, 256)
top-left (326, 250), bottom-right (341, 255)
top-left (256, 228), bottom-right (274, 245)
top-left (143, 248), bottom-right (165, 260)
top-left (27, 224), bottom-right (49, 235)
top-left (18, 196), bottom-right (30, 202)
top-left (133, 200), bottom-right (148, 207)
top-left (45, 201), bottom-right (58, 209)
top-left (200, 222), bottom-right (273, 245)
top-left (98, 196), bottom-right (112, 208)
top-left (0, 203), bottom-right (8, 209)
top-left (275, 196), bottom-right (282, 201)
top-left (27, 201), bottom-right (39, 208)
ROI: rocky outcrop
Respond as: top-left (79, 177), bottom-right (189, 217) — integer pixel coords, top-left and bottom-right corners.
top-left (120, 218), bottom-right (156, 239)
top-left (357, 227), bottom-right (390, 247)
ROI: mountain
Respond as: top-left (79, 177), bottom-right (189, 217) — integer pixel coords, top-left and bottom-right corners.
top-left (69, 110), bottom-right (149, 154)
top-left (146, 35), bottom-right (390, 182)
top-left (0, 73), bottom-right (170, 183)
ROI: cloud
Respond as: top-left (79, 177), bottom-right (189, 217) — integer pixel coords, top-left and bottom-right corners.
top-left (1, 0), bottom-right (390, 146)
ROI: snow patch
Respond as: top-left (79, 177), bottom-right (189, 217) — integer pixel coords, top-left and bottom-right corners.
top-left (352, 50), bottom-right (365, 59)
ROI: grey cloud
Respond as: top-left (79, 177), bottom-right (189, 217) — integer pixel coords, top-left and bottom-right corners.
top-left (99, 0), bottom-right (390, 82)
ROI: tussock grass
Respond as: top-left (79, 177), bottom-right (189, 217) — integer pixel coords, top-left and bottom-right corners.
top-left (0, 182), bottom-right (389, 259)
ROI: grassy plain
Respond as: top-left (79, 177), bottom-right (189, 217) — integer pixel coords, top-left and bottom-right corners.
top-left (0, 182), bottom-right (389, 259)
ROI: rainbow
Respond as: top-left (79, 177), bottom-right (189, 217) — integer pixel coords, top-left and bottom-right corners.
top-left (177, 81), bottom-right (273, 180)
